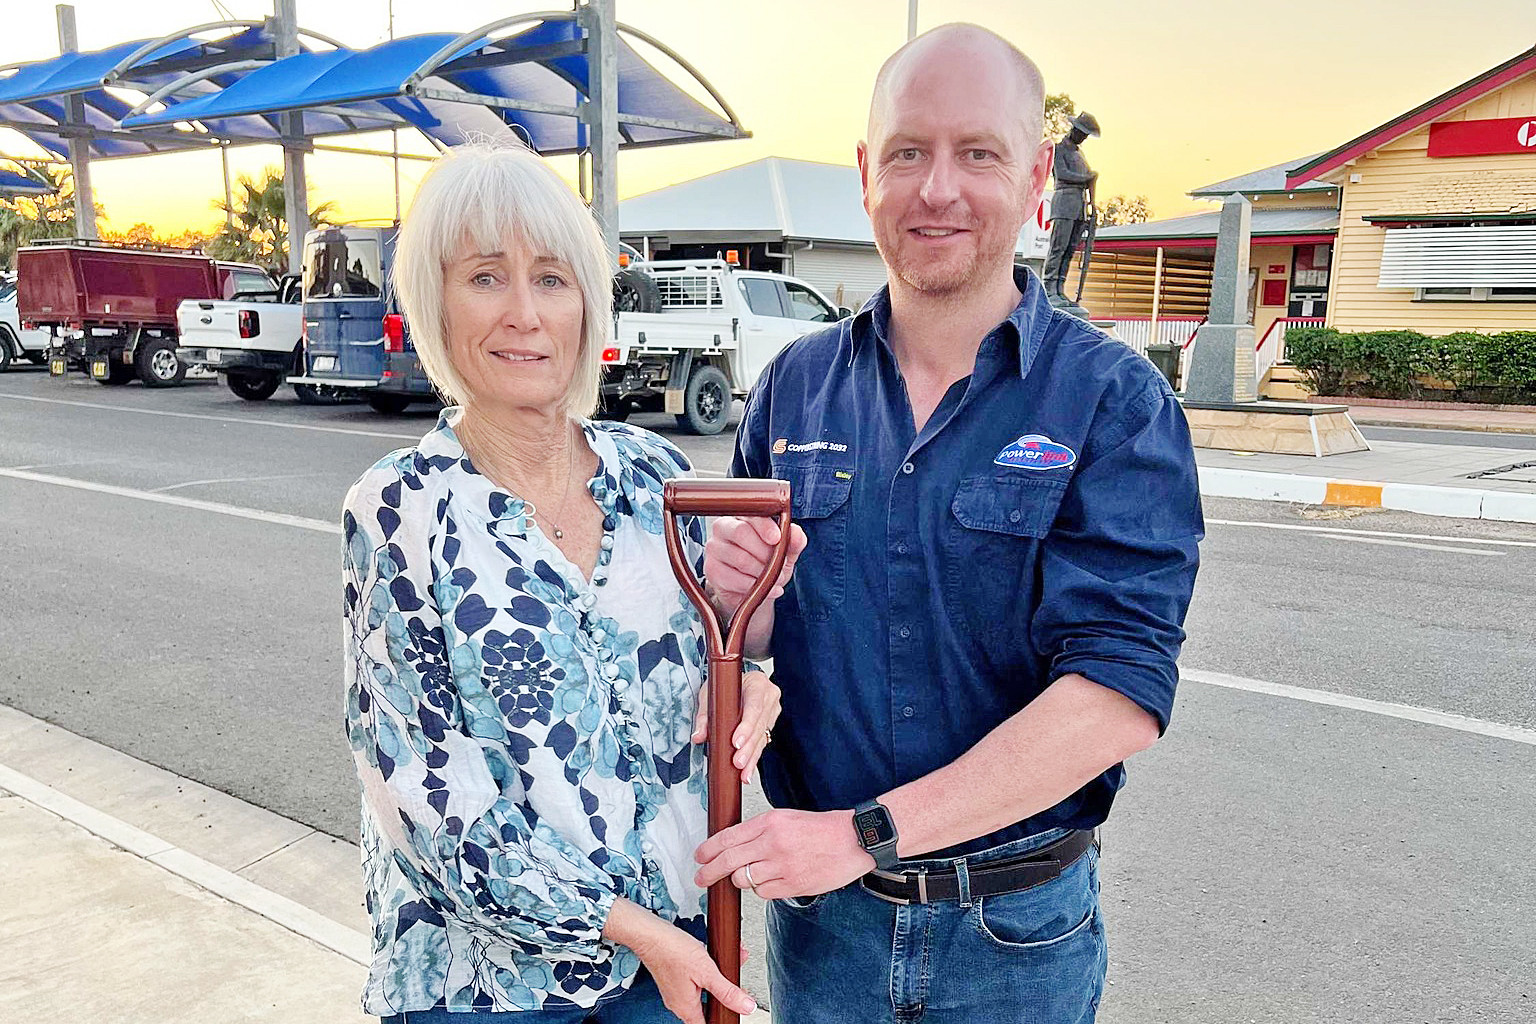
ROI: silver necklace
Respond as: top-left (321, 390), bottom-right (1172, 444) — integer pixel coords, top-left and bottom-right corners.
top-left (529, 442), bottom-right (577, 541)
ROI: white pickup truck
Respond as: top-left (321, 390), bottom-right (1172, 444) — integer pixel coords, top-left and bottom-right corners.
top-left (602, 260), bottom-right (851, 434)
top-left (0, 273), bottom-right (50, 371)
top-left (175, 275), bottom-right (305, 400)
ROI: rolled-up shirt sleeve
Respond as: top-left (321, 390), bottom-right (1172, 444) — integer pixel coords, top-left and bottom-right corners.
top-left (343, 471), bottom-right (618, 960)
top-left (1030, 383), bottom-right (1203, 733)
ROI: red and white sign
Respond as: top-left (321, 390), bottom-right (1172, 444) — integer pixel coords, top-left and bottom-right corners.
top-left (1427, 117), bottom-right (1536, 158)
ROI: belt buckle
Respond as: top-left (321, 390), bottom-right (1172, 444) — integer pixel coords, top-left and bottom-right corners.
top-left (863, 866), bottom-right (928, 905)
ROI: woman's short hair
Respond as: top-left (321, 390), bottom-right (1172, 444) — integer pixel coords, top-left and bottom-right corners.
top-left (392, 141), bottom-right (610, 418)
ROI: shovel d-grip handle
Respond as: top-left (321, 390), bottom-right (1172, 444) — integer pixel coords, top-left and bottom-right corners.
top-left (661, 478), bottom-right (792, 1024)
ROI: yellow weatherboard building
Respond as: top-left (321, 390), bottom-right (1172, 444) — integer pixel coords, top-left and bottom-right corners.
top-left (1084, 43), bottom-right (1536, 395)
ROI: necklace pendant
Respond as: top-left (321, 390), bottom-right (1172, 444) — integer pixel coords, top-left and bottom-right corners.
top-left (553, 527), bottom-right (563, 540)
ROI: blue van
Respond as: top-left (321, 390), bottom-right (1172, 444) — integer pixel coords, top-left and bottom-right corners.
top-left (288, 224), bottom-right (436, 413)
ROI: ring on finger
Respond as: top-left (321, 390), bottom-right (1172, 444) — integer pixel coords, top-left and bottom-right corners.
top-left (744, 863), bottom-right (758, 892)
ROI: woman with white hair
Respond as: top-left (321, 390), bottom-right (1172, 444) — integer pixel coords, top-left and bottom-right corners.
top-left (342, 143), bottom-right (793, 1024)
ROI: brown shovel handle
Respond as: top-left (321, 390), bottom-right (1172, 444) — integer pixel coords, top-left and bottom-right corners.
top-left (661, 478), bottom-right (793, 1024)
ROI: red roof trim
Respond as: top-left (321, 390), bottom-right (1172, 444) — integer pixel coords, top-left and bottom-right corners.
top-left (1096, 232), bottom-right (1335, 252)
top-left (1285, 48), bottom-right (1536, 189)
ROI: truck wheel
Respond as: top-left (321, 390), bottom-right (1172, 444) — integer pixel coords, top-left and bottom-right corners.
top-left (0, 333), bottom-right (13, 372)
top-left (226, 372), bottom-right (280, 401)
top-left (136, 339), bottom-right (185, 387)
top-left (368, 393), bottom-right (413, 414)
top-left (675, 364), bottom-right (731, 435)
top-left (613, 267), bottom-right (662, 313)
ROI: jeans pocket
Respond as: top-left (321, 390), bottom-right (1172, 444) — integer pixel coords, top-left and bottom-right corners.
top-left (774, 891), bottom-right (830, 913)
top-left (973, 897), bottom-right (1097, 952)
top-left (969, 850), bottom-right (1100, 953)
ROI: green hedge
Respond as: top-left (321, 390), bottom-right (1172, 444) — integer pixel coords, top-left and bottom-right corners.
top-left (1284, 326), bottom-right (1536, 403)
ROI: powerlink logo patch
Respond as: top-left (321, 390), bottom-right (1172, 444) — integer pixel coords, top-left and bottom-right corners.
top-left (994, 434), bottom-right (1077, 471)
top-left (772, 438), bottom-right (849, 455)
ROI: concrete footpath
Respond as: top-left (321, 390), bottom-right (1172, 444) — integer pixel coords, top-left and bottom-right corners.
top-left (1194, 407), bottom-right (1536, 522)
top-left (0, 703), bottom-right (774, 1024)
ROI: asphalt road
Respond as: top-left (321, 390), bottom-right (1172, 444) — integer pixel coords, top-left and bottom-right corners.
top-left (1361, 424), bottom-right (1536, 450)
top-left (2, 367), bottom-right (1533, 1021)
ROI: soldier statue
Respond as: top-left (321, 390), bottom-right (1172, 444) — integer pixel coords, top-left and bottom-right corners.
top-left (1043, 112), bottom-right (1101, 312)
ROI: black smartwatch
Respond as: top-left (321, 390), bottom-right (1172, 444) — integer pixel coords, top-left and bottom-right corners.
top-left (852, 799), bottom-right (900, 870)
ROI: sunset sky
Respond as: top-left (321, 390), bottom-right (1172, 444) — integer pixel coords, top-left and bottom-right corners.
top-left (3, 1), bottom-right (1534, 235)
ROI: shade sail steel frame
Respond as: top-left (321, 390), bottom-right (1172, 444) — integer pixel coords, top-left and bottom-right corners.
top-left (117, 13), bottom-right (749, 157)
top-left (0, 21), bottom-right (342, 161)
top-left (0, 167), bottom-right (51, 196)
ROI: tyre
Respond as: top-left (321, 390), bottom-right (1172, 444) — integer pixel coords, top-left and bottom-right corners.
top-left (0, 333), bottom-right (12, 372)
top-left (674, 364), bottom-right (731, 435)
top-left (135, 338), bottom-right (185, 387)
top-left (367, 393), bottom-right (413, 414)
top-left (226, 372), bottom-right (280, 401)
top-left (613, 267), bottom-right (662, 313)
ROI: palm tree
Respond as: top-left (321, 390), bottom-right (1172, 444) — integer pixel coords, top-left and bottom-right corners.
top-left (0, 165), bottom-right (101, 271)
top-left (206, 168), bottom-right (337, 274)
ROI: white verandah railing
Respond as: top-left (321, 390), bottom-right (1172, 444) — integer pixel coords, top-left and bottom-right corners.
top-left (1255, 317), bottom-right (1326, 386)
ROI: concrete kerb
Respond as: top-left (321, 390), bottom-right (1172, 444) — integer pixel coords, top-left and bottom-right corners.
top-left (1197, 466), bottom-right (1536, 523)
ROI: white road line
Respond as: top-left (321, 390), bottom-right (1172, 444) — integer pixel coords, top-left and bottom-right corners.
top-left (0, 468), bottom-right (340, 534)
top-left (0, 392), bottom-right (420, 441)
top-left (150, 473), bottom-right (321, 494)
top-left (1182, 668), bottom-right (1536, 747)
top-left (1207, 517), bottom-right (1536, 548)
top-left (1300, 534), bottom-right (1504, 556)
top-left (0, 761), bottom-right (370, 966)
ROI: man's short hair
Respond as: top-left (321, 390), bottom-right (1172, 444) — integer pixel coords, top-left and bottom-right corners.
top-left (868, 23), bottom-right (1045, 145)
top-left (392, 141), bottom-right (609, 418)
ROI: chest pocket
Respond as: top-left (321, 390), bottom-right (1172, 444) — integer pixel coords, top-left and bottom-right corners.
top-left (944, 473), bottom-right (1068, 613)
top-left (775, 463), bottom-right (854, 622)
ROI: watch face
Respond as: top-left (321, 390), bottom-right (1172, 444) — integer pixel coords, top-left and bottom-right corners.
top-left (855, 807), bottom-right (895, 848)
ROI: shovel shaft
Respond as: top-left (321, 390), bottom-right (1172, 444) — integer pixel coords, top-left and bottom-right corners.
top-left (660, 479), bottom-right (793, 1024)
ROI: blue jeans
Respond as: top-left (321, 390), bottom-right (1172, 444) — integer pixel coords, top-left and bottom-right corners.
top-left (379, 969), bottom-right (683, 1024)
top-left (768, 829), bottom-right (1107, 1023)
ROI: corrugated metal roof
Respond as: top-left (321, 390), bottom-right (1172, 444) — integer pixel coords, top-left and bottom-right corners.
top-left (1096, 207), bottom-right (1339, 241)
top-left (619, 156), bottom-right (1044, 251)
top-left (1189, 155), bottom-right (1334, 197)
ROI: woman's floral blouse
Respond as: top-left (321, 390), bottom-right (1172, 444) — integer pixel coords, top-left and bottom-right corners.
top-left (343, 409), bottom-right (710, 1015)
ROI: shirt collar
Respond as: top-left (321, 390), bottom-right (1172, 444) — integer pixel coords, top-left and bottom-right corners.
top-left (848, 264), bottom-right (1054, 380)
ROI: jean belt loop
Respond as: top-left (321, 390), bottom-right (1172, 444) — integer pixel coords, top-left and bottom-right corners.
top-left (955, 856), bottom-right (973, 908)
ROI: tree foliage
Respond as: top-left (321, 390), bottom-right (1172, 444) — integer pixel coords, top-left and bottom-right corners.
top-left (0, 165), bottom-right (104, 270)
top-left (1097, 194), bottom-right (1153, 226)
top-left (1043, 93), bottom-right (1075, 142)
top-left (205, 168), bottom-right (337, 274)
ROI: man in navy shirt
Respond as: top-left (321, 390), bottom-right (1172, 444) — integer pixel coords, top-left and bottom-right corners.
top-left (696, 23), bottom-right (1202, 1023)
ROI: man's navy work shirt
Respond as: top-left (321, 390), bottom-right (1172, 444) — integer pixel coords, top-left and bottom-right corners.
top-left (730, 267), bottom-right (1203, 858)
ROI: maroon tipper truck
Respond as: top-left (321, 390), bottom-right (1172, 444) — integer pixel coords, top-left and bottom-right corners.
top-left (17, 239), bottom-right (271, 387)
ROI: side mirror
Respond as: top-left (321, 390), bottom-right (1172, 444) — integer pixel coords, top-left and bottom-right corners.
top-left (837, 306), bottom-right (854, 320)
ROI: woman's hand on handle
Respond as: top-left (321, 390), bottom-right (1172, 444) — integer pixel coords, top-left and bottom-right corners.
top-left (692, 670), bottom-right (781, 783)
top-left (603, 899), bottom-right (757, 1024)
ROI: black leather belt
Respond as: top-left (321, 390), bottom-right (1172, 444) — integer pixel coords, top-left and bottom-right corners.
top-left (859, 829), bottom-right (1095, 905)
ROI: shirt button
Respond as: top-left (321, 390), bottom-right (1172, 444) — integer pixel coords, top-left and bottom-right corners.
top-left (895, 541), bottom-right (908, 555)
top-left (897, 625), bottom-right (911, 639)
top-left (600, 535), bottom-right (614, 550)
top-left (642, 839), bottom-right (655, 854)
top-left (603, 664), bottom-right (620, 680)
top-left (902, 705), bottom-right (915, 718)
top-left (1008, 509), bottom-right (1022, 524)
top-left (592, 629), bottom-right (608, 644)
top-left (901, 462), bottom-right (915, 475)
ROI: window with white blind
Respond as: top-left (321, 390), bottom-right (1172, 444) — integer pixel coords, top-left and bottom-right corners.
top-left (1379, 224), bottom-right (1536, 291)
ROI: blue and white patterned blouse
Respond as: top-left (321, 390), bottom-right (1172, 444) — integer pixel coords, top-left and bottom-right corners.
top-left (342, 409), bottom-right (710, 1016)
